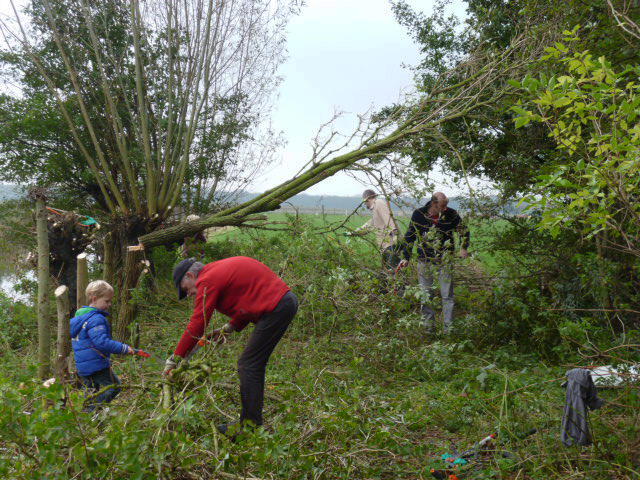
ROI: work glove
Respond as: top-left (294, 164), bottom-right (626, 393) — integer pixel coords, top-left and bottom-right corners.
top-left (163, 355), bottom-right (179, 376)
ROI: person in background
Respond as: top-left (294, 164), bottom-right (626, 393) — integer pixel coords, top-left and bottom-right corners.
top-left (398, 192), bottom-right (469, 334)
top-left (164, 256), bottom-right (298, 435)
top-left (70, 280), bottom-right (148, 412)
top-left (354, 189), bottom-right (400, 271)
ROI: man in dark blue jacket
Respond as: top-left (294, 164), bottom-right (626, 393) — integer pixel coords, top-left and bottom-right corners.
top-left (70, 280), bottom-right (136, 412)
top-left (398, 192), bottom-right (470, 334)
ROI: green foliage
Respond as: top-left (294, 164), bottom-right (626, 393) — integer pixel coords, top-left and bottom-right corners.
top-left (0, 373), bottom-right (207, 479)
top-left (390, 0), bottom-right (640, 195)
top-left (513, 36), bottom-right (640, 252)
top-left (0, 293), bottom-right (33, 351)
top-left (0, 216), bottom-right (638, 479)
top-left (0, 198), bottom-right (33, 273)
top-left (457, 216), bottom-right (640, 358)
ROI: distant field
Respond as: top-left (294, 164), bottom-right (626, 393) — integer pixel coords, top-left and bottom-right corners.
top-left (208, 212), bottom-right (372, 238)
top-left (208, 212), bottom-right (509, 272)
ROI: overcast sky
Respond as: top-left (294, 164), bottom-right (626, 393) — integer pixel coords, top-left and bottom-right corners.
top-left (253, 0), bottom-right (424, 196)
top-left (250, 0), bottom-right (479, 197)
top-left (0, 0), bottom-right (478, 198)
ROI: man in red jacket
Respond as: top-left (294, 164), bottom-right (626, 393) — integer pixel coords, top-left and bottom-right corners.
top-left (163, 256), bottom-right (298, 433)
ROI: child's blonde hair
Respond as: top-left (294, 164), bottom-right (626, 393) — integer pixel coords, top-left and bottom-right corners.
top-left (86, 280), bottom-right (114, 301)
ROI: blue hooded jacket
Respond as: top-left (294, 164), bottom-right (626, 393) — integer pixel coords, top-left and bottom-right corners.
top-left (70, 307), bottom-right (130, 377)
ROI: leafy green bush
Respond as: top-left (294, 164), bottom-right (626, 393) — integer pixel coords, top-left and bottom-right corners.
top-left (0, 292), bottom-right (33, 351)
top-left (456, 217), bottom-right (640, 359)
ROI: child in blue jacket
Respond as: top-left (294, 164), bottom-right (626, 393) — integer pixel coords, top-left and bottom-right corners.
top-left (70, 280), bottom-right (140, 412)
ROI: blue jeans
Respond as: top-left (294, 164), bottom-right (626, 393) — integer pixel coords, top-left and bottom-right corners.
top-left (80, 367), bottom-right (121, 412)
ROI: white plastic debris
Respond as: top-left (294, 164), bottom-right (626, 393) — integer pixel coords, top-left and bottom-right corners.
top-left (42, 377), bottom-right (56, 388)
top-left (590, 365), bottom-right (640, 387)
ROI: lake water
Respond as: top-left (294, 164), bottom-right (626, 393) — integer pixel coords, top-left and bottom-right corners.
top-left (1, 272), bottom-right (34, 303)
top-left (1, 253), bottom-right (97, 304)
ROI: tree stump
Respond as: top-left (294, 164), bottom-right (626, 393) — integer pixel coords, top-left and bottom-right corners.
top-left (76, 253), bottom-right (89, 309)
top-left (55, 285), bottom-right (71, 380)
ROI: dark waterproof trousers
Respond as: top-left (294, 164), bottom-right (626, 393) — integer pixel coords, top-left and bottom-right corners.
top-left (238, 291), bottom-right (298, 426)
top-left (80, 367), bottom-right (121, 412)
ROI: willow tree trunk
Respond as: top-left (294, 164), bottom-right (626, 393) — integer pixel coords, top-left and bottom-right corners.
top-left (55, 285), bottom-right (71, 380)
top-left (130, 265), bottom-right (149, 349)
top-left (103, 232), bottom-right (115, 286)
top-left (35, 196), bottom-right (51, 380)
top-left (58, 259), bottom-right (77, 319)
top-left (115, 245), bottom-right (146, 341)
top-left (48, 211), bottom-right (91, 319)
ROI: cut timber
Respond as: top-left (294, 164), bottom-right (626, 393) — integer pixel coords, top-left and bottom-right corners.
top-left (55, 285), bottom-right (71, 380)
top-left (35, 194), bottom-right (51, 380)
top-left (135, 125), bottom-right (412, 249)
top-left (162, 380), bottom-right (173, 410)
top-left (76, 253), bottom-right (89, 309)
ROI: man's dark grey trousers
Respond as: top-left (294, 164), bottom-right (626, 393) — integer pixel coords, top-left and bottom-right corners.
top-left (238, 291), bottom-right (298, 426)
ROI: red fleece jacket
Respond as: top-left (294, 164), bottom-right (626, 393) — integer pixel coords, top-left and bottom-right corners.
top-left (174, 256), bottom-right (290, 358)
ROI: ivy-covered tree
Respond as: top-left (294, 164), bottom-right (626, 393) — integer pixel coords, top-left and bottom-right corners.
top-left (514, 34), bottom-right (640, 258)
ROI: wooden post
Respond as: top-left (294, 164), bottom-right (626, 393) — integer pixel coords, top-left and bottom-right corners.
top-left (55, 285), bottom-right (71, 380)
top-left (35, 193), bottom-right (51, 380)
top-left (76, 252), bottom-right (89, 309)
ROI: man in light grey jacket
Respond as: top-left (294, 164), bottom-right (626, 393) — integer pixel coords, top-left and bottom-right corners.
top-left (356, 189), bottom-right (400, 271)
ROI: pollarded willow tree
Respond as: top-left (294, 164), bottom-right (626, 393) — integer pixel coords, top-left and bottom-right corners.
top-left (3, 0), bottom-right (292, 229)
top-left (1, 0), bottom-right (294, 252)
top-left (1, 0), bottom-right (296, 333)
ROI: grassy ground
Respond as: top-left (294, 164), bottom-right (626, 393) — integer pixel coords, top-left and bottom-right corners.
top-left (0, 214), bottom-right (637, 479)
top-left (211, 212), bottom-right (505, 270)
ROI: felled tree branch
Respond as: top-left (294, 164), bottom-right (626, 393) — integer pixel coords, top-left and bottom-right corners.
top-left (139, 31), bottom-right (545, 249)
